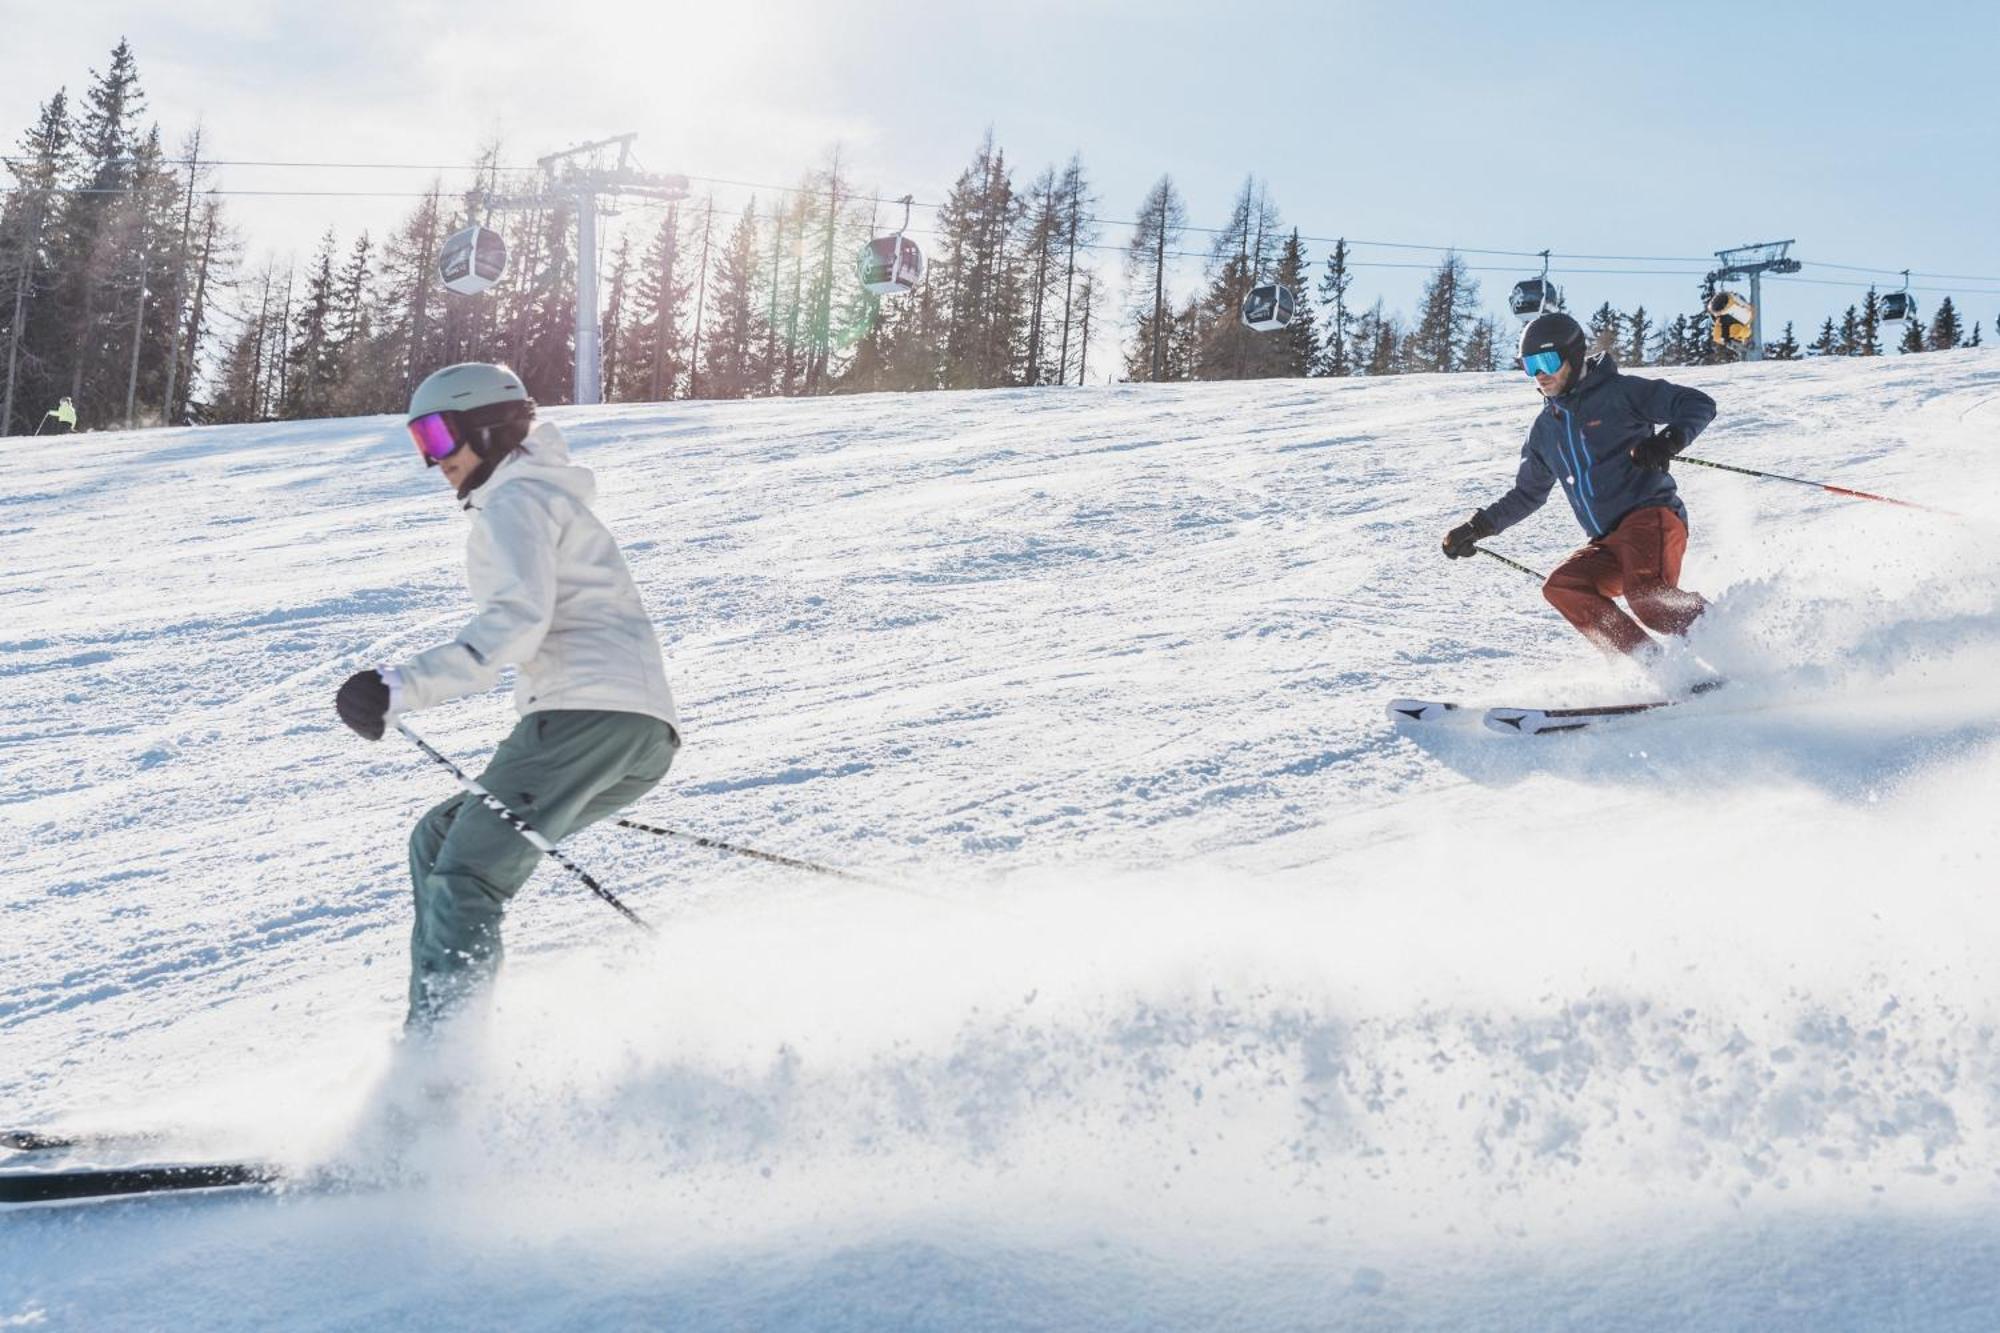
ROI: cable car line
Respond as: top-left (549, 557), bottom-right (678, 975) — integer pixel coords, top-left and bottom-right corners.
top-left (5, 163), bottom-right (1994, 300)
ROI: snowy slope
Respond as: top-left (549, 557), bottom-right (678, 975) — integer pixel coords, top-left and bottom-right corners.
top-left (4, 351), bottom-right (2000, 1329)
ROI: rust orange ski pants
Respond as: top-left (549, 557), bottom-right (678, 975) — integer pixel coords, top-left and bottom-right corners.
top-left (1542, 505), bottom-right (1706, 656)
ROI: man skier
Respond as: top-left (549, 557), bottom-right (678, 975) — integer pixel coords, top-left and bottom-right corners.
top-left (1442, 311), bottom-right (1717, 664)
top-left (333, 363), bottom-right (679, 1031)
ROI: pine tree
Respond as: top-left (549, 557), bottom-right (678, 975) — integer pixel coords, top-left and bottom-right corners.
top-left (2, 89), bottom-right (74, 434)
top-left (686, 195), bottom-right (721, 397)
top-left (1859, 288), bottom-right (1882, 356)
top-left (1314, 237), bottom-right (1354, 377)
top-left (1052, 156), bottom-right (1097, 386)
top-left (1122, 175), bottom-right (1186, 382)
top-left (209, 258), bottom-right (280, 423)
top-left (1969, 321), bottom-right (1983, 348)
top-left (1587, 301), bottom-right (1621, 353)
top-left (1624, 306), bottom-right (1651, 367)
top-left (1164, 295), bottom-right (1201, 381)
top-left (283, 231), bottom-right (338, 417)
top-left (326, 231), bottom-right (376, 414)
top-left (155, 124), bottom-right (212, 426)
top-left (1071, 270), bottom-right (1098, 385)
top-left (1405, 253), bottom-right (1478, 373)
top-left (171, 197), bottom-right (228, 424)
top-left (1272, 228), bottom-right (1318, 377)
top-left (515, 197), bottom-right (578, 403)
top-left (1899, 314), bottom-right (1926, 353)
top-left (798, 154), bottom-right (858, 394)
top-left (934, 134), bottom-right (1026, 390)
top-left (1018, 166), bottom-right (1061, 385)
top-left (1352, 300), bottom-right (1400, 376)
top-left (1927, 296), bottom-right (1961, 350)
top-left (1766, 321), bottom-right (1801, 360)
top-left (599, 234), bottom-right (632, 401)
top-left (1189, 177), bottom-right (1285, 380)
top-left (1651, 314), bottom-right (1686, 367)
top-left (376, 184), bottom-right (447, 400)
top-left (701, 200), bottom-right (769, 399)
top-left (57, 40), bottom-right (148, 419)
top-left (1837, 305), bottom-right (1860, 356)
top-left (107, 127), bottom-right (185, 427)
top-left (1808, 317), bottom-right (1837, 357)
top-left (1460, 316), bottom-right (1501, 372)
top-left (621, 204), bottom-right (690, 402)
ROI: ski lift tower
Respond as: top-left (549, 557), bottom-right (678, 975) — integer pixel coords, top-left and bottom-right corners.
top-left (1705, 239), bottom-right (1802, 362)
top-left (483, 134), bottom-right (688, 405)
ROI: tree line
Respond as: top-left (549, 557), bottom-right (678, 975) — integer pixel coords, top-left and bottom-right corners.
top-left (3, 41), bottom-right (1992, 435)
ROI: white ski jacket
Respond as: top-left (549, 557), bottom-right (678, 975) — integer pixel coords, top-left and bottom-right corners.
top-left (390, 420), bottom-right (678, 730)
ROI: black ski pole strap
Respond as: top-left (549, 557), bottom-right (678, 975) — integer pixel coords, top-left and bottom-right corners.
top-left (614, 818), bottom-right (882, 885)
top-left (396, 722), bottom-right (655, 934)
top-left (1474, 545), bottom-right (1546, 582)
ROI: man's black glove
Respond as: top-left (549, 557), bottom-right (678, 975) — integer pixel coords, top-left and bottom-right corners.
top-left (1441, 510), bottom-right (1494, 560)
top-left (335, 669), bottom-right (391, 741)
top-left (1629, 425), bottom-right (1686, 472)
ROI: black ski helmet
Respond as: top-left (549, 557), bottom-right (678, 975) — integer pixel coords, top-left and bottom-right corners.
top-left (1517, 311), bottom-right (1587, 381)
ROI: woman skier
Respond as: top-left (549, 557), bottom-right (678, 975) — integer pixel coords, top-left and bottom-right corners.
top-left (334, 362), bottom-right (679, 1031)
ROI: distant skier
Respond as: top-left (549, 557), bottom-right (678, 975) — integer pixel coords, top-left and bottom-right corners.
top-left (35, 397), bottom-right (77, 435)
top-left (333, 363), bottom-right (679, 1032)
top-left (1442, 312), bottom-right (1718, 664)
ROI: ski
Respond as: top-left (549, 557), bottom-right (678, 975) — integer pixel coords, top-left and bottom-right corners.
top-left (1386, 698), bottom-right (1466, 724)
top-left (0, 1161), bottom-right (284, 1205)
top-left (1484, 679), bottom-right (1727, 736)
top-left (1483, 699), bottom-right (1678, 735)
top-left (2, 1127), bottom-right (166, 1154)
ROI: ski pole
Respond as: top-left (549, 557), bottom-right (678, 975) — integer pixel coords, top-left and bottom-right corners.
top-left (1678, 455), bottom-right (1958, 517)
top-left (396, 721), bottom-right (654, 934)
top-left (616, 816), bottom-right (1004, 919)
top-left (614, 817), bottom-right (885, 885)
top-left (1475, 546), bottom-right (1546, 582)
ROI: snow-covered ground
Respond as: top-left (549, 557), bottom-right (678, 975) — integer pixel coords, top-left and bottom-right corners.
top-left (4, 351), bottom-right (2000, 1329)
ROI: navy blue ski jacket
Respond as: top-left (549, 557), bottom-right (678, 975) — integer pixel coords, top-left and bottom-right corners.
top-left (1478, 354), bottom-right (1717, 539)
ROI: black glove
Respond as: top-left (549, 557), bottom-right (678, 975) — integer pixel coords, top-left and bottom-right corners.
top-left (336, 669), bottom-right (391, 741)
top-left (1441, 510), bottom-right (1494, 560)
top-left (1629, 425), bottom-right (1685, 472)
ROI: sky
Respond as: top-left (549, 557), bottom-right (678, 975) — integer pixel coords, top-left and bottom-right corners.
top-left (4, 0), bottom-right (1998, 373)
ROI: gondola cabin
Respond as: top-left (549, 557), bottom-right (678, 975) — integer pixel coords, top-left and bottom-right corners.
top-left (1509, 278), bottom-right (1561, 320)
top-left (438, 225), bottom-right (508, 296)
top-left (1880, 291), bottom-right (1916, 324)
top-left (1241, 282), bottom-right (1297, 332)
top-left (859, 234), bottom-right (926, 296)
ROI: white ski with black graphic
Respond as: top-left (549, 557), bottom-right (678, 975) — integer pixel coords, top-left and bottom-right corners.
top-left (1482, 698), bottom-right (1683, 735)
top-left (1386, 698), bottom-right (1467, 725)
top-left (1483, 679), bottom-right (1726, 735)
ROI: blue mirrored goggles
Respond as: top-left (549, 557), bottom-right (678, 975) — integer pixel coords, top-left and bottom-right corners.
top-left (1521, 349), bottom-right (1565, 377)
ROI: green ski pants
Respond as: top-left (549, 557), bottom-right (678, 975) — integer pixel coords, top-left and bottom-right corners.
top-left (405, 709), bottom-right (678, 1029)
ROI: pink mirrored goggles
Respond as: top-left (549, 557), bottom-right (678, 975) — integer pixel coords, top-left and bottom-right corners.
top-left (407, 411), bottom-right (464, 465)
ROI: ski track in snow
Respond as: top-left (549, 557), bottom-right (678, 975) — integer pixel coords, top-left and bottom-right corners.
top-left (4, 352), bottom-right (2000, 1328)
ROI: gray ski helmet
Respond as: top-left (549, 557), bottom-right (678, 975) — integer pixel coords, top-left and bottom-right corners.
top-left (406, 362), bottom-right (535, 499)
top-left (407, 362), bottom-right (530, 425)
top-left (1517, 311), bottom-right (1587, 380)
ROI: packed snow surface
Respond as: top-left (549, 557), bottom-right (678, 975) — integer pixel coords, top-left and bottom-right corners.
top-left (4, 352), bottom-right (2000, 1329)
